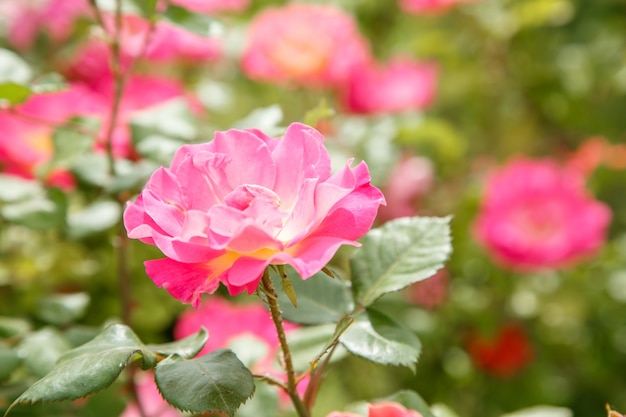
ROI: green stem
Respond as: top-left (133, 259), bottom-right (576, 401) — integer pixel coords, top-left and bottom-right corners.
top-left (260, 271), bottom-right (310, 417)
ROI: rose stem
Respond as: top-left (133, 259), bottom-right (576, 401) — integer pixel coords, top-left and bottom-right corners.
top-left (260, 270), bottom-right (311, 417)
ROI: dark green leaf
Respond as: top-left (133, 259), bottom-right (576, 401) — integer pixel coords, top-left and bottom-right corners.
top-left (0, 346), bottom-right (21, 381)
top-left (7, 324), bottom-right (157, 411)
top-left (351, 216), bottom-right (452, 307)
top-left (272, 267), bottom-right (353, 325)
top-left (155, 349), bottom-right (255, 417)
top-left (0, 82), bottom-right (31, 105)
top-left (146, 327), bottom-right (208, 359)
top-left (340, 309), bottom-right (421, 371)
top-left (162, 5), bottom-right (222, 38)
top-left (35, 293), bottom-right (90, 326)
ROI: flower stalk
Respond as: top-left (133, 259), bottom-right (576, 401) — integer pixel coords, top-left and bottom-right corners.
top-left (260, 270), bottom-right (311, 417)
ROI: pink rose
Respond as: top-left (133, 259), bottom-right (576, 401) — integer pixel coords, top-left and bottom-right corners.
top-left (169, 0), bottom-right (250, 14)
top-left (326, 402), bottom-right (422, 417)
top-left (241, 4), bottom-right (371, 87)
top-left (124, 123), bottom-right (385, 306)
top-left (474, 158), bottom-right (611, 271)
top-left (377, 155), bottom-right (434, 222)
top-left (1, 0), bottom-right (91, 50)
top-left (399, 0), bottom-right (476, 14)
top-left (0, 84), bottom-right (103, 189)
top-left (342, 58), bottom-right (437, 114)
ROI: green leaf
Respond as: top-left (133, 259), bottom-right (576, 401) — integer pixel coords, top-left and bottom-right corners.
top-left (155, 349), bottom-right (255, 417)
top-left (287, 323), bottom-right (348, 372)
top-left (0, 175), bottom-right (43, 203)
top-left (67, 201), bottom-right (121, 239)
top-left (1, 188), bottom-right (67, 231)
top-left (132, 0), bottom-right (158, 17)
top-left (351, 216), bottom-right (452, 307)
top-left (0, 49), bottom-right (32, 84)
top-left (0, 346), bottom-right (21, 381)
top-left (16, 328), bottom-right (72, 377)
top-left (50, 122), bottom-right (96, 168)
top-left (162, 5), bottom-right (222, 38)
top-left (0, 317), bottom-right (31, 338)
top-left (380, 390), bottom-right (437, 417)
top-left (29, 73), bottom-right (68, 94)
top-left (0, 82), bottom-right (31, 105)
top-left (35, 293), bottom-right (90, 326)
top-left (233, 105), bottom-right (283, 134)
top-left (340, 309), bottom-right (421, 371)
top-left (236, 381), bottom-right (279, 417)
top-left (146, 327), bottom-right (208, 359)
top-left (70, 153), bottom-right (109, 187)
top-left (7, 324), bottom-right (157, 411)
top-left (131, 98), bottom-right (197, 141)
top-left (272, 267), bottom-right (354, 325)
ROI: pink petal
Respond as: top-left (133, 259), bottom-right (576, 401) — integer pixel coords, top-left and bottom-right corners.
top-left (145, 258), bottom-right (220, 307)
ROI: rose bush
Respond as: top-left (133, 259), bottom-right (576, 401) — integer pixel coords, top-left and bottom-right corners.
top-left (124, 122), bottom-right (385, 306)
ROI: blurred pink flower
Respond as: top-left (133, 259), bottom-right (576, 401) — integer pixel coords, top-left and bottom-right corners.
top-left (327, 402), bottom-right (422, 417)
top-left (124, 123), bottom-right (385, 306)
top-left (342, 58), bottom-right (437, 114)
top-left (175, 297), bottom-right (307, 405)
top-left (119, 372), bottom-right (181, 417)
top-left (466, 323), bottom-right (533, 379)
top-left (1, 0), bottom-right (91, 49)
top-left (241, 3), bottom-right (371, 87)
top-left (65, 43), bottom-right (199, 159)
top-left (377, 155), bottom-right (434, 222)
top-left (0, 85), bottom-right (103, 189)
top-left (170, 0), bottom-right (250, 14)
top-left (407, 269), bottom-right (448, 309)
top-left (399, 0), bottom-right (476, 14)
top-left (474, 158), bottom-right (611, 271)
top-left (100, 13), bottom-right (222, 62)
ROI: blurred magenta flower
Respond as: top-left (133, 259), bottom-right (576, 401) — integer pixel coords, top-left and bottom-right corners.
top-left (241, 3), bottom-right (371, 87)
top-left (377, 155), bottom-right (434, 222)
top-left (327, 402), bottom-right (423, 417)
top-left (474, 158), bottom-right (611, 271)
top-left (342, 58), bottom-right (437, 114)
top-left (124, 123), bottom-right (385, 306)
top-left (466, 323), bottom-right (533, 379)
top-left (399, 0), bottom-right (476, 14)
top-left (0, 0), bottom-right (90, 49)
top-left (0, 85), bottom-right (102, 189)
top-left (170, 0), bottom-right (250, 14)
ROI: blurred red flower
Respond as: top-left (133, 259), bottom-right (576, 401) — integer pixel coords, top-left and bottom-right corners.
top-left (466, 323), bottom-right (533, 378)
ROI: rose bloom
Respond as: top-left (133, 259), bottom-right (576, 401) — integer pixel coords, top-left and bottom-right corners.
top-left (124, 123), bottom-right (385, 306)
top-left (100, 13), bottom-right (222, 63)
top-left (327, 402), bottom-right (423, 417)
top-left (466, 323), bottom-right (533, 379)
top-left (399, 0), bottom-right (476, 14)
top-left (342, 58), bottom-right (437, 115)
top-left (0, 0), bottom-right (90, 49)
top-left (474, 158), bottom-right (611, 271)
top-left (241, 3), bottom-right (371, 87)
top-left (0, 84), bottom-right (103, 189)
top-left (170, 0), bottom-right (250, 14)
top-left (377, 155), bottom-right (434, 222)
